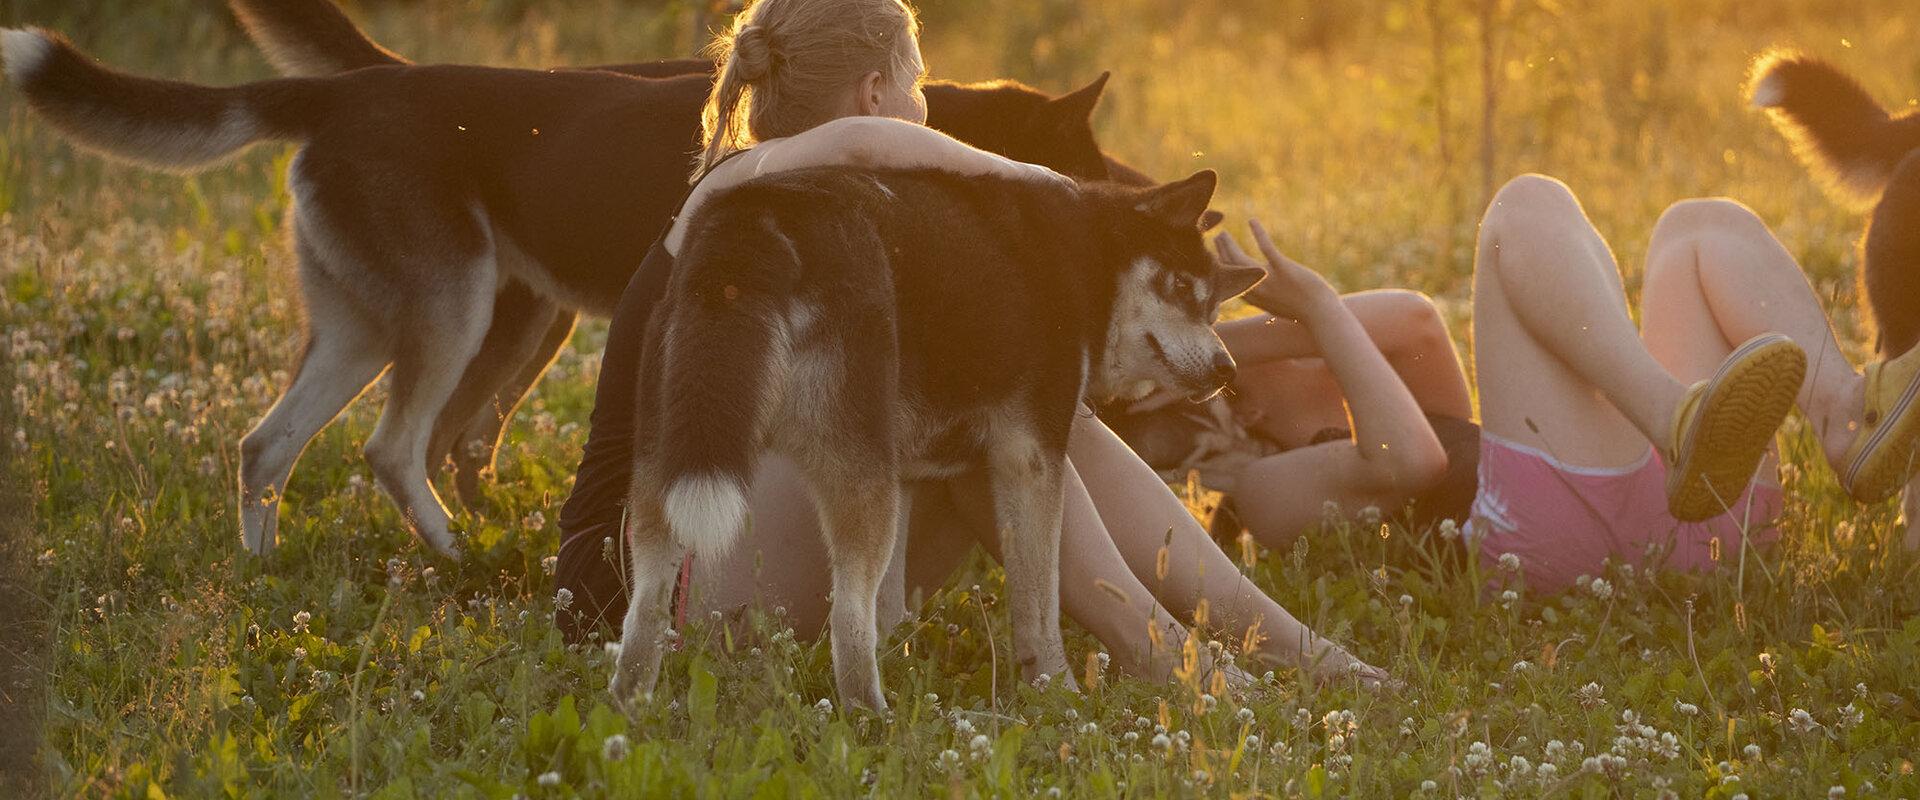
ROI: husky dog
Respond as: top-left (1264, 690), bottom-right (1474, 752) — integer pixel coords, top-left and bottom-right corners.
top-left (0, 26), bottom-right (1130, 559)
top-left (607, 165), bottom-right (1260, 711)
top-left (223, 0), bottom-right (1156, 504)
top-left (1750, 52), bottom-right (1920, 358)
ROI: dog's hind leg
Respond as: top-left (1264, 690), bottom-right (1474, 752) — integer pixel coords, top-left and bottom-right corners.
top-left (985, 427), bottom-right (1075, 691)
top-left (238, 272), bottom-right (389, 557)
top-left (452, 309), bottom-right (577, 504)
top-left (801, 461), bottom-right (899, 713)
top-left (609, 475), bottom-right (681, 708)
top-left (361, 267), bottom-right (496, 558)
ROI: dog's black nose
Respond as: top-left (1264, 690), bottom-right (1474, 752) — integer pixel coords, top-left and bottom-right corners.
top-left (1210, 351), bottom-right (1236, 387)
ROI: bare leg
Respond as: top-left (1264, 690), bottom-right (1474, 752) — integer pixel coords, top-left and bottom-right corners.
top-left (1473, 175), bottom-right (1683, 464)
top-left (1065, 413), bottom-right (1383, 680)
top-left (1640, 198), bottom-right (1865, 471)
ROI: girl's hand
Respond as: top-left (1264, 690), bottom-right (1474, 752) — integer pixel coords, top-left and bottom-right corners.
top-left (1216, 220), bottom-right (1340, 323)
top-left (999, 157), bottom-right (1075, 189)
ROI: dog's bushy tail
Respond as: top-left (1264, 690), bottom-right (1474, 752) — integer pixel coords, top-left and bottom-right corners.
top-left (652, 202), bottom-right (814, 563)
top-left (228, 0), bottom-right (408, 77)
top-left (1750, 50), bottom-right (1920, 208)
top-left (2, 28), bottom-right (326, 173)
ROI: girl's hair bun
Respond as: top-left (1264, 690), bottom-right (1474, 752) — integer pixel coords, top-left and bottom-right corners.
top-left (732, 24), bottom-right (774, 81)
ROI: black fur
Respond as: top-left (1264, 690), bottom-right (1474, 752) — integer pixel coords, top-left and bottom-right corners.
top-left (1753, 51), bottom-right (1920, 356)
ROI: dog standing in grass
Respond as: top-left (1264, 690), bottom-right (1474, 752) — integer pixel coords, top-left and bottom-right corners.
top-left (1751, 52), bottom-right (1920, 531)
top-left (610, 166), bottom-right (1262, 711)
top-left (0, 22), bottom-right (1131, 559)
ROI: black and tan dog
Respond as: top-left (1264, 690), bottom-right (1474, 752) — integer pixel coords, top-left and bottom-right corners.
top-left (225, 0), bottom-right (1151, 507)
top-left (609, 165), bottom-right (1260, 711)
top-left (0, 11), bottom-right (1137, 558)
top-left (1750, 52), bottom-right (1920, 358)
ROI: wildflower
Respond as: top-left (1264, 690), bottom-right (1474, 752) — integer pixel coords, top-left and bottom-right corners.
top-left (969, 734), bottom-right (991, 759)
top-left (1420, 780), bottom-right (1438, 792)
top-left (1201, 693), bottom-right (1216, 711)
top-left (1743, 743), bottom-right (1761, 760)
top-left (1438, 519), bottom-right (1460, 541)
top-left (1511, 660), bottom-right (1532, 673)
top-left (814, 697), bottom-right (833, 716)
top-left (1589, 578), bottom-right (1614, 600)
top-left (1545, 740), bottom-right (1565, 761)
top-left (1151, 733), bottom-right (1171, 749)
top-left (1236, 707), bottom-right (1255, 724)
top-left (553, 588), bottom-right (574, 612)
top-left (537, 771), bottom-right (560, 787)
top-left (523, 510), bottom-right (546, 529)
top-left (602, 734), bottom-right (630, 761)
top-left (1399, 594), bottom-right (1413, 608)
top-left (292, 610), bottom-right (311, 633)
top-left (1835, 703), bottom-right (1862, 729)
top-left (1244, 734), bottom-right (1260, 749)
top-left (1500, 589), bottom-right (1518, 607)
top-left (937, 749), bottom-right (960, 770)
top-left (1829, 787), bottom-right (1845, 799)
top-left (1575, 681), bottom-right (1606, 709)
top-left (1509, 755), bottom-right (1532, 776)
top-left (411, 690), bottom-right (426, 702)
top-left (1499, 552), bottom-right (1521, 572)
top-left (540, 555), bottom-right (558, 576)
top-left (1079, 722), bottom-right (1098, 735)
top-left (1536, 762), bottom-right (1557, 780)
top-left (1122, 731), bottom-right (1138, 743)
top-left (1674, 700), bottom-right (1699, 716)
top-left (1787, 708), bottom-right (1819, 735)
top-left (1399, 718), bottom-right (1416, 737)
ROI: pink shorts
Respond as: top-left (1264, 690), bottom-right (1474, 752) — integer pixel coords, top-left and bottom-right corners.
top-left (1466, 432), bottom-right (1783, 593)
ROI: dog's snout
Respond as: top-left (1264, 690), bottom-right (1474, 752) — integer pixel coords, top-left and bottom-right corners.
top-left (1210, 351), bottom-right (1236, 387)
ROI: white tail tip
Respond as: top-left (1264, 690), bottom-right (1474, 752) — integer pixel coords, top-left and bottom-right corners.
top-left (1749, 71), bottom-right (1786, 109)
top-left (663, 474), bottom-right (749, 561)
top-left (1, 28), bottom-right (53, 85)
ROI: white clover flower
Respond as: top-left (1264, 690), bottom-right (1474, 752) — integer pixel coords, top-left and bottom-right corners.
top-left (814, 697), bottom-right (834, 715)
top-left (553, 587), bottom-right (574, 612)
top-left (1589, 578), bottom-right (1614, 600)
top-left (1079, 722), bottom-right (1099, 735)
top-left (1788, 708), bottom-right (1819, 735)
top-left (292, 610), bottom-right (311, 633)
top-left (1420, 780), bottom-right (1438, 792)
top-left (1743, 743), bottom-right (1761, 760)
top-left (1498, 552), bottom-right (1521, 572)
top-left (540, 555), bottom-right (558, 575)
top-left (1237, 707), bottom-right (1255, 724)
top-left (1512, 660), bottom-right (1532, 673)
top-left (953, 716), bottom-right (974, 735)
top-left (602, 734), bottom-right (630, 761)
top-left (1151, 733), bottom-right (1171, 749)
top-left (536, 771), bottom-right (560, 787)
top-left (411, 689), bottom-right (426, 702)
top-left (1675, 700), bottom-right (1699, 716)
top-left (1835, 703), bottom-right (1863, 729)
top-left (1575, 681), bottom-right (1606, 709)
top-left (1399, 594), bottom-right (1414, 608)
top-left (1245, 734), bottom-right (1260, 749)
top-left (1829, 787), bottom-right (1845, 799)
top-left (1122, 731), bottom-right (1138, 743)
top-left (1438, 519), bottom-right (1460, 541)
top-left (1201, 693), bottom-right (1217, 711)
top-left (1537, 762), bottom-right (1557, 779)
top-left (1509, 755), bottom-right (1532, 776)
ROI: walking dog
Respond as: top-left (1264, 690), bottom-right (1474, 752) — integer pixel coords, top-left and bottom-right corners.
top-left (0, 21), bottom-right (1133, 559)
top-left (225, 0), bottom-right (1152, 506)
top-left (608, 165), bottom-right (1262, 711)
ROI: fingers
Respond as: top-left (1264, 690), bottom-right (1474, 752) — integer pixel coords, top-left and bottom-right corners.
top-left (1248, 219), bottom-right (1287, 267)
top-left (1214, 232), bottom-right (1257, 266)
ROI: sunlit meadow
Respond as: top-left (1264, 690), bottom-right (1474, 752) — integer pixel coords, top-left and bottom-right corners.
top-left (2, 0), bottom-right (1918, 796)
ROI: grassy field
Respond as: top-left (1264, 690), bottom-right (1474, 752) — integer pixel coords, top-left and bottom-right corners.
top-left (3, 0), bottom-right (1920, 796)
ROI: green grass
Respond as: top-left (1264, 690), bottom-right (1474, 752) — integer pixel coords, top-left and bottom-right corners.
top-left (3, 1), bottom-right (1919, 796)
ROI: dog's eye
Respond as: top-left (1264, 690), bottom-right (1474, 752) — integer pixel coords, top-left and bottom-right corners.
top-left (1171, 274), bottom-right (1195, 296)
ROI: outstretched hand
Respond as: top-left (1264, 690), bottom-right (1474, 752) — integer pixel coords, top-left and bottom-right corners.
top-left (1215, 220), bottom-right (1340, 323)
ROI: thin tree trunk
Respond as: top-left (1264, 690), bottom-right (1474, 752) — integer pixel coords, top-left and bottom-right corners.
top-left (1479, 0), bottom-right (1502, 203)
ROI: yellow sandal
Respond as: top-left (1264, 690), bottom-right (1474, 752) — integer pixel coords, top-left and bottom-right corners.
top-left (1666, 333), bottom-right (1806, 522)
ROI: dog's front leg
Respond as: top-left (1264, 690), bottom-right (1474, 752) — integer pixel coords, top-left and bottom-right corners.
top-left (986, 435), bottom-right (1076, 691)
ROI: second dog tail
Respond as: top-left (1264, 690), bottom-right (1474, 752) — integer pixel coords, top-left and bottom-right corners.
top-left (228, 0), bottom-right (409, 77)
top-left (653, 205), bottom-right (813, 563)
top-left (1750, 49), bottom-right (1920, 208)
top-left (1, 28), bottom-right (323, 173)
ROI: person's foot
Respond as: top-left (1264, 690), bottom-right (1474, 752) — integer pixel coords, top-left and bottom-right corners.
top-left (1665, 333), bottom-right (1806, 521)
top-left (1838, 344), bottom-right (1920, 504)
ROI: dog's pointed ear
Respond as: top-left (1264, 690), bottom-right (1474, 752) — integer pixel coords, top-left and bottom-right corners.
top-left (1045, 72), bottom-right (1110, 126)
top-left (1135, 170), bottom-right (1218, 228)
top-left (1199, 209), bottom-right (1225, 232)
top-left (1213, 264), bottom-right (1267, 301)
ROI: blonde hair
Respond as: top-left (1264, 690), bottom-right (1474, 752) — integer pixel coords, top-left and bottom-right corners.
top-left (695, 0), bottom-right (922, 181)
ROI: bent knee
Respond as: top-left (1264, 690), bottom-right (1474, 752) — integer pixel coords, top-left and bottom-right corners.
top-left (1357, 290), bottom-right (1451, 353)
top-left (1652, 197), bottom-right (1765, 240)
top-left (1482, 174), bottom-right (1582, 229)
